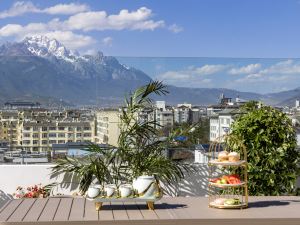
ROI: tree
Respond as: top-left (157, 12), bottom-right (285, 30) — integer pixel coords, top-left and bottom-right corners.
top-left (229, 105), bottom-right (300, 195)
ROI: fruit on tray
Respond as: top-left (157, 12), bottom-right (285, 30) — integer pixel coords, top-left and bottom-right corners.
top-left (214, 198), bottom-right (226, 205)
top-left (213, 198), bottom-right (241, 206)
top-left (224, 198), bottom-right (241, 206)
top-left (217, 151), bottom-right (240, 162)
top-left (210, 174), bottom-right (241, 185)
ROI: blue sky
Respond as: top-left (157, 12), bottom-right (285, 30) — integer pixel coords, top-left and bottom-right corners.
top-left (0, 0), bottom-right (300, 93)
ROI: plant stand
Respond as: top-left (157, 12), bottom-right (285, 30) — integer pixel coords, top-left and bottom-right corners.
top-left (87, 196), bottom-right (161, 211)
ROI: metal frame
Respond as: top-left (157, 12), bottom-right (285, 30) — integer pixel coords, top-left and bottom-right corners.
top-left (208, 134), bottom-right (248, 209)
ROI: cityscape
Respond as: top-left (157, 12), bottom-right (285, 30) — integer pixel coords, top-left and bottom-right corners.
top-left (0, 0), bottom-right (300, 224)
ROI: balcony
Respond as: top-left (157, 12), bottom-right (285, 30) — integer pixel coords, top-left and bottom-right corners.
top-left (0, 196), bottom-right (299, 224)
top-left (0, 164), bottom-right (299, 224)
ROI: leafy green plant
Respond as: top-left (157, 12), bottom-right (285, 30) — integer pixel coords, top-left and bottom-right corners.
top-left (228, 105), bottom-right (300, 195)
top-left (117, 80), bottom-right (193, 184)
top-left (51, 81), bottom-right (193, 193)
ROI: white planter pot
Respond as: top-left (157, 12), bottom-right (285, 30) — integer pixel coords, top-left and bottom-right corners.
top-left (132, 175), bottom-right (158, 198)
top-left (87, 185), bottom-right (101, 198)
top-left (119, 184), bottom-right (132, 198)
top-left (104, 184), bottom-right (116, 197)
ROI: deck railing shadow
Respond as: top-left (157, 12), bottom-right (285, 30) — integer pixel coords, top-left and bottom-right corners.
top-left (0, 190), bottom-right (13, 209)
top-left (248, 200), bottom-right (290, 208)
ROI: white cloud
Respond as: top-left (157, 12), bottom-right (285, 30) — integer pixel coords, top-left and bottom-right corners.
top-left (194, 64), bottom-right (227, 75)
top-left (168, 24), bottom-right (183, 33)
top-left (63, 7), bottom-right (165, 31)
top-left (260, 59), bottom-right (300, 74)
top-left (158, 64), bottom-right (227, 87)
top-left (0, 23), bottom-right (95, 49)
top-left (228, 63), bottom-right (261, 75)
top-left (0, 1), bottom-right (89, 18)
top-left (42, 31), bottom-right (95, 49)
top-left (102, 37), bottom-right (113, 47)
top-left (0, 1), bottom-right (39, 18)
top-left (42, 3), bottom-right (89, 15)
top-left (0, 5), bottom-right (167, 50)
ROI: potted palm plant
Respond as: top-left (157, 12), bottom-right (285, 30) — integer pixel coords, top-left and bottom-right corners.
top-left (51, 81), bottom-right (193, 197)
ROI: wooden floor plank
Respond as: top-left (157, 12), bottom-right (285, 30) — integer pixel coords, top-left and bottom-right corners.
top-left (111, 202), bottom-right (129, 220)
top-left (68, 198), bottom-right (85, 221)
top-left (98, 202), bottom-right (114, 221)
top-left (7, 199), bottom-right (36, 222)
top-left (154, 200), bottom-right (176, 220)
top-left (161, 197), bottom-right (190, 219)
top-left (136, 202), bottom-right (159, 220)
top-left (0, 199), bottom-right (23, 221)
top-left (124, 201), bottom-right (143, 220)
top-left (84, 199), bottom-right (98, 221)
top-left (22, 199), bottom-right (48, 222)
top-left (53, 198), bottom-right (73, 221)
top-left (38, 198), bottom-right (60, 221)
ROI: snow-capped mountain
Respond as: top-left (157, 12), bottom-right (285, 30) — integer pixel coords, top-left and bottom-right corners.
top-left (0, 35), bottom-right (151, 105)
top-left (23, 35), bottom-right (79, 62)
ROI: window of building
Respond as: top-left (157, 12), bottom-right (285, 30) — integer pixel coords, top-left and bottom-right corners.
top-left (42, 127), bottom-right (47, 131)
top-left (226, 118), bottom-right (230, 125)
top-left (58, 133), bottom-right (65, 138)
top-left (23, 133), bottom-right (30, 138)
top-left (24, 127), bottom-right (31, 131)
top-left (33, 126), bottom-right (39, 131)
top-left (42, 140), bottom-right (48, 145)
top-left (84, 126), bottom-right (91, 130)
top-left (49, 140), bottom-right (56, 144)
top-left (84, 133), bottom-right (91, 137)
top-left (49, 127), bottom-right (56, 131)
top-left (23, 140), bottom-right (30, 144)
top-left (68, 127), bottom-right (73, 131)
top-left (49, 133), bottom-right (57, 138)
top-left (76, 127), bottom-right (82, 131)
top-left (58, 127), bottom-right (65, 131)
top-left (58, 140), bottom-right (65, 144)
top-left (32, 133), bottom-right (39, 138)
top-left (42, 133), bottom-right (48, 138)
top-left (76, 133), bottom-right (82, 137)
top-left (33, 140), bottom-right (38, 145)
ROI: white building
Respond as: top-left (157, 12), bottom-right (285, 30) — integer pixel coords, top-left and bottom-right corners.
top-left (95, 109), bottom-right (121, 147)
top-left (174, 104), bottom-right (191, 124)
top-left (209, 108), bottom-right (242, 141)
top-left (194, 144), bottom-right (209, 163)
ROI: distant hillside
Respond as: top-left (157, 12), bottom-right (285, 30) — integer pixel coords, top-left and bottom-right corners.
top-left (0, 35), bottom-right (299, 107)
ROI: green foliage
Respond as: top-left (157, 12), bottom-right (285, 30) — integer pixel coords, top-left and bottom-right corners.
top-left (158, 118), bottom-right (210, 148)
top-left (118, 80), bottom-right (193, 183)
top-left (229, 105), bottom-right (300, 195)
top-left (51, 81), bottom-right (193, 193)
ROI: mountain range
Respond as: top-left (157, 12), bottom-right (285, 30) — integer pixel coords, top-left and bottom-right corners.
top-left (0, 35), bottom-right (299, 107)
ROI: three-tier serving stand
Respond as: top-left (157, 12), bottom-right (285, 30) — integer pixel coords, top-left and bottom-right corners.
top-left (208, 134), bottom-right (248, 209)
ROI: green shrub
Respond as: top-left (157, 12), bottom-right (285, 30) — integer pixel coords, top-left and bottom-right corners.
top-left (229, 105), bottom-right (300, 195)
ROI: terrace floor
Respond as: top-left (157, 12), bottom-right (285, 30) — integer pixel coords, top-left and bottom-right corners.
top-left (0, 196), bottom-right (299, 225)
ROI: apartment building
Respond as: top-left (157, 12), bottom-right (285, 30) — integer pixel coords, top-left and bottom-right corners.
top-left (95, 109), bottom-right (121, 147)
top-left (0, 111), bottom-right (21, 150)
top-left (174, 103), bottom-right (191, 124)
top-left (0, 109), bottom-right (96, 152)
top-left (155, 101), bottom-right (174, 127)
top-left (21, 120), bottom-right (95, 152)
top-left (209, 108), bottom-right (243, 141)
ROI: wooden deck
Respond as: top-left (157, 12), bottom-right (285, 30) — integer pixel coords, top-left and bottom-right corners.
top-left (0, 196), bottom-right (300, 225)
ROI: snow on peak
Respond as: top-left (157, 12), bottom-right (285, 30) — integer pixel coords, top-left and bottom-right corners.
top-left (23, 35), bottom-right (79, 62)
